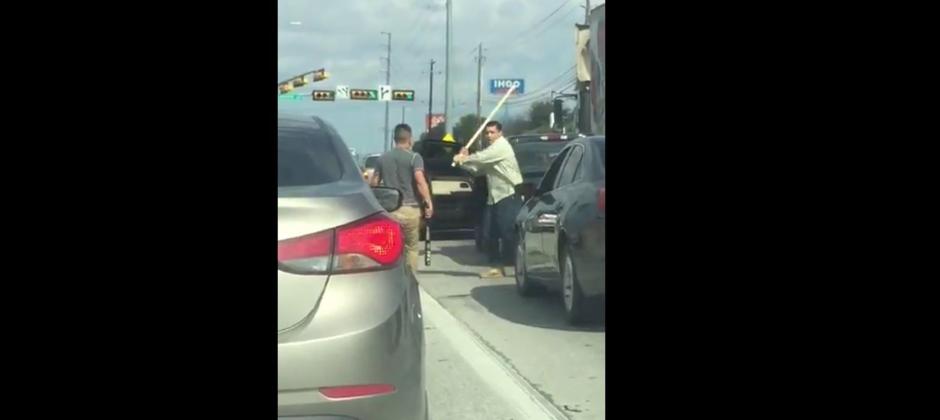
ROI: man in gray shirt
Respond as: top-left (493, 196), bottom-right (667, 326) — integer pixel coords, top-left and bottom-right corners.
top-left (370, 124), bottom-right (433, 273)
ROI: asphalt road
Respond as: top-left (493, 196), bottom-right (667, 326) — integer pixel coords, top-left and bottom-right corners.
top-left (420, 235), bottom-right (605, 420)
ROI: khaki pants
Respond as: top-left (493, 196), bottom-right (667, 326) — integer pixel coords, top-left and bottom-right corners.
top-left (390, 205), bottom-right (422, 273)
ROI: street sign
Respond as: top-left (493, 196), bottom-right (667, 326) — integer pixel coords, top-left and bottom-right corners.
top-left (278, 94), bottom-right (306, 101)
top-left (335, 85), bottom-right (349, 99)
top-left (379, 85), bottom-right (392, 101)
top-left (350, 89), bottom-right (378, 100)
top-left (489, 79), bottom-right (525, 95)
top-left (392, 89), bottom-right (415, 101)
top-left (312, 90), bottom-right (335, 101)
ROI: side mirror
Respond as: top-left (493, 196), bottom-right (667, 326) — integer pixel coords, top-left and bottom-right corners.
top-left (372, 186), bottom-right (403, 213)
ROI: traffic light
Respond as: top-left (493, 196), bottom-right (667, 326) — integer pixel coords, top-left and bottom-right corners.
top-left (278, 81), bottom-right (294, 94)
top-left (392, 90), bottom-right (415, 101)
top-left (312, 90), bottom-right (335, 101)
top-left (350, 89), bottom-right (377, 100)
top-left (293, 75), bottom-right (308, 87)
top-left (312, 68), bottom-right (329, 82)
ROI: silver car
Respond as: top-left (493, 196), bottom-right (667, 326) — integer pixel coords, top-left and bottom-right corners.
top-left (278, 114), bottom-right (427, 420)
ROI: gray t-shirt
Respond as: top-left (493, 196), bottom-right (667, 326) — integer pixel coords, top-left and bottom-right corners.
top-left (375, 148), bottom-right (425, 206)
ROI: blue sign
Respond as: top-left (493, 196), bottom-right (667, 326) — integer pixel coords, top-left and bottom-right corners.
top-left (489, 79), bottom-right (525, 95)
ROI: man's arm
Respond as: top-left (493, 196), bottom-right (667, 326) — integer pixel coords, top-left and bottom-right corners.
top-left (414, 169), bottom-right (433, 219)
top-left (462, 142), bottom-right (510, 165)
top-left (368, 166), bottom-right (381, 187)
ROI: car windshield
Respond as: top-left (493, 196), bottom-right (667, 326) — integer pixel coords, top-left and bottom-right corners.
top-left (415, 141), bottom-right (461, 161)
top-left (514, 141), bottom-right (568, 176)
top-left (277, 125), bottom-right (343, 187)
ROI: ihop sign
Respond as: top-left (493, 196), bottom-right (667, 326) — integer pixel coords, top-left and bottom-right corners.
top-left (489, 79), bottom-right (525, 95)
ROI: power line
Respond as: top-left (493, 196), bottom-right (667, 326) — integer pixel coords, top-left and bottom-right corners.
top-left (530, 6), bottom-right (580, 39)
top-left (471, 0), bottom-right (575, 56)
top-left (514, 0), bottom-right (576, 39)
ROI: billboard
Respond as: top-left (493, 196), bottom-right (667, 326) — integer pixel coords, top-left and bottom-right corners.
top-left (489, 79), bottom-right (525, 95)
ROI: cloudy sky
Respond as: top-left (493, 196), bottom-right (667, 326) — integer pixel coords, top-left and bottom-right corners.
top-left (278, 0), bottom-right (604, 156)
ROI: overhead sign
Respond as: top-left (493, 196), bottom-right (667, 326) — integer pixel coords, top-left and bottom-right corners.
top-left (350, 89), bottom-right (378, 100)
top-left (379, 85), bottom-right (392, 101)
top-left (392, 89), bottom-right (415, 101)
top-left (335, 85), bottom-right (349, 99)
top-left (489, 79), bottom-right (525, 95)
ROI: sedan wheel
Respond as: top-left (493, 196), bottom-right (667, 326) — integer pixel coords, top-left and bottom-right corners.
top-left (515, 235), bottom-right (538, 296)
top-left (562, 247), bottom-right (592, 324)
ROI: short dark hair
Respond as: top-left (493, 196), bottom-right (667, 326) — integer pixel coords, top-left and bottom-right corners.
top-left (485, 121), bottom-right (502, 131)
top-left (393, 124), bottom-right (412, 143)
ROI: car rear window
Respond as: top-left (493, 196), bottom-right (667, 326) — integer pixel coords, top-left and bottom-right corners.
top-left (513, 141), bottom-right (567, 175)
top-left (364, 156), bottom-right (380, 169)
top-left (278, 127), bottom-right (344, 187)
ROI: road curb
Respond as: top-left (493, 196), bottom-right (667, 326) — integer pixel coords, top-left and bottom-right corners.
top-left (419, 286), bottom-right (570, 420)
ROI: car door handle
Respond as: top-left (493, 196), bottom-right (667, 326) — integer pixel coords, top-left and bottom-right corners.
top-left (536, 213), bottom-right (558, 227)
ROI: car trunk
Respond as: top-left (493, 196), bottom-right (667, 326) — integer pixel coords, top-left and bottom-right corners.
top-left (277, 185), bottom-right (376, 331)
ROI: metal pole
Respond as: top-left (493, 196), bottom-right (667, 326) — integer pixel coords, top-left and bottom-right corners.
top-left (428, 59), bottom-right (435, 133)
top-left (401, 106), bottom-right (406, 124)
top-left (444, 0), bottom-right (453, 135)
top-left (382, 32), bottom-right (392, 152)
top-left (476, 43), bottom-right (483, 124)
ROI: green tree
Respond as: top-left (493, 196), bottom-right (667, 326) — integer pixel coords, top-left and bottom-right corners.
top-left (501, 117), bottom-right (530, 136)
top-left (454, 114), bottom-right (484, 144)
top-left (420, 122), bottom-right (446, 141)
top-left (527, 100), bottom-right (555, 130)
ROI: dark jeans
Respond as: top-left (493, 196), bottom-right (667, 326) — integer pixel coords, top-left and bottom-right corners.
top-left (485, 194), bottom-right (523, 267)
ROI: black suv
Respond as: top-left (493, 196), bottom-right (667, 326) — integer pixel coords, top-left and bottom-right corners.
top-left (412, 139), bottom-right (488, 239)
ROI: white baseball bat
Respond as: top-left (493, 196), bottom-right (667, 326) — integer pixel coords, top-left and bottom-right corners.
top-left (452, 84), bottom-right (518, 167)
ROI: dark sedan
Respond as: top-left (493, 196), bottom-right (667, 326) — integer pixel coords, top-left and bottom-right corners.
top-left (514, 136), bottom-right (605, 324)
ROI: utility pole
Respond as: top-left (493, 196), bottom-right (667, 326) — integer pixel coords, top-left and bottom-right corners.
top-left (401, 106), bottom-right (406, 124)
top-left (585, 0), bottom-right (591, 23)
top-left (444, 0), bottom-right (453, 135)
top-left (475, 43), bottom-right (485, 124)
top-left (382, 32), bottom-right (392, 152)
top-left (427, 59), bottom-right (436, 132)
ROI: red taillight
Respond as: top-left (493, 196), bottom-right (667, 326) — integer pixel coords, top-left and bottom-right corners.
top-left (598, 187), bottom-right (606, 213)
top-left (320, 384), bottom-right (396, 399)
top-left (334, 214), bottom-right (403, 271)
top-left (277, 230), bottom-right (333, 273)
top-left (277, 214), bottom-right (403, 274)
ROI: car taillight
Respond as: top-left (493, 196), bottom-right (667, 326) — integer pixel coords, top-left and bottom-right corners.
top-left (277, 214), bottom-right (403, 274)
top-left (333, 214), bottom-right (403, 272)
top-left (598, 187), bottom-right (605, 213)
top-left (320, 384), bottom-right (396, 399)
top-left (277, 230), bottom-right (333, 274)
